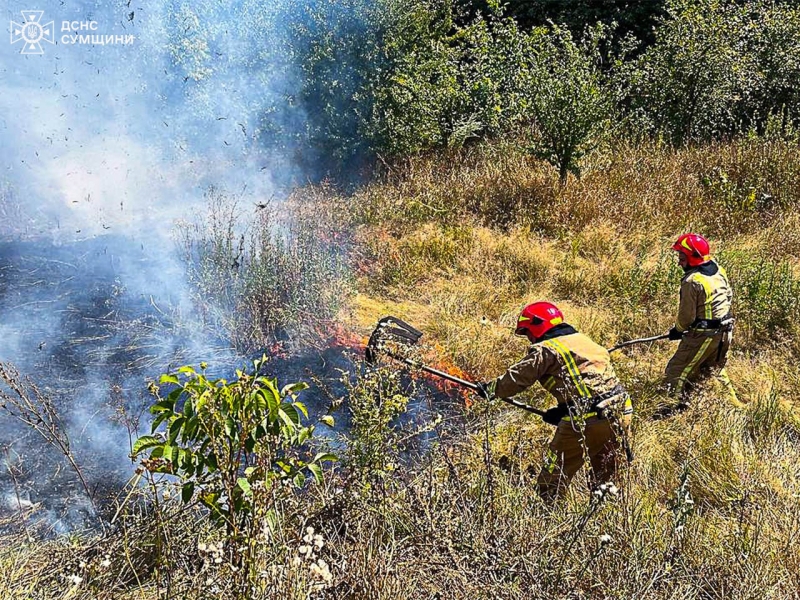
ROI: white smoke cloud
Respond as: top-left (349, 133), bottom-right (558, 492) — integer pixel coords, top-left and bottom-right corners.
top-left (0, 0), bottom-right (303, 528)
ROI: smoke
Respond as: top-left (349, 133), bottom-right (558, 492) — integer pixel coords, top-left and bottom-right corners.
top-left (0, 0), bottom-right (316, 529)
top-left (1, 0), bottom-right (305, 236)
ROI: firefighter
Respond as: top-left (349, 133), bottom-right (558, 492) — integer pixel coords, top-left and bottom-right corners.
top-left (663, 233), bottom-right (741, 409)
top-left (477, 302), bottom-right (632, 503)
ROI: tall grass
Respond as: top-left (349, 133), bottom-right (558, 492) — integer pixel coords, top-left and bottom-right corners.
top-left (344, 136), bottom-right (800, 237)
top-left (177, 188), bottom-right (354, 353)
top-left (5, 137), bottom-right (800, 599)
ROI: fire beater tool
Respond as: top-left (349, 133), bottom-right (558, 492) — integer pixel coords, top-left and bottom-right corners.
top-left (365, 316), bottom-right (545, 416)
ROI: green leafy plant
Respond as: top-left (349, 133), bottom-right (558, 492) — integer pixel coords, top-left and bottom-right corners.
top-left (343, 365), bottom-right (411, 491)
top-left (133, 358), bottom-right (336, 540)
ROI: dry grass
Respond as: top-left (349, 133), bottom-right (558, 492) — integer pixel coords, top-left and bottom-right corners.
top-left (348, 137), bottom-right (800, 238)
top-left (322, 135), bottom-right (800, 597)
top-left (4, 136), bottom-right (800, 599)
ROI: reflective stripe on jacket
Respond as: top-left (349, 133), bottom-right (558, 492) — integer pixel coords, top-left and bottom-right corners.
top-left (676, 260), bottom-right (733, 332)
top-left (492, 326), bottom-right (622, 408)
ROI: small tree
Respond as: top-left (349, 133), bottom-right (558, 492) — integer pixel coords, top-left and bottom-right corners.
top-left (625, 0), bottom-right (756, 144)
top-left (133, 358), bottom-right (336, 556)
top-left (526, 25), bottom-right (613, 184)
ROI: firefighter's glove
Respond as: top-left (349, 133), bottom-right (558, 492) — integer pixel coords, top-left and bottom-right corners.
top-left (668, 327), bottom-right (685, 341)
top-left (542, 404), bottom-right (569, 426)
top-left (475, 381), bottom-right (494, 401)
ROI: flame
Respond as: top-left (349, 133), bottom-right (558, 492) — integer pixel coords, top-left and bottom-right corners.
top-left (417, 345), bottom-right (475, 408)
top-left (324, 323), bottom-right (367, 350)
top-left (264, 340), bottom-right (290, 360)
top-left (318, 323), bottom-right (476, 407)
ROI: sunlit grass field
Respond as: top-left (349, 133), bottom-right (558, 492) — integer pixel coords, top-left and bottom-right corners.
top-left (3, 137), bottom-right (800, 599)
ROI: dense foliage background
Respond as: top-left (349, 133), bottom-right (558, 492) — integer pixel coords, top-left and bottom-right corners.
top-left (260, 0), bottom-right (800, 178)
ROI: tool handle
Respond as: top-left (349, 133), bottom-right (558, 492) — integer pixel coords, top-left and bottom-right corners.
top-left (499, 397), bottom-right (547, 417)
top-left (382, 353), bottom-right (545, 416)
top-left (410, 361), bottom-right (547, 416)
top-left (419, 364), bottom-right (546, 416)
top-left (415, 363), bottom-right (479, 390)
top-left (608, 333), bottom-right (670, 353)
top-left (625, 445), bottom-right (634, 463)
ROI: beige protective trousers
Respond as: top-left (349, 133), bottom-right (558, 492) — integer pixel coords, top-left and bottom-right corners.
top-left (664, 331), bottom-right (738, 403)
top-left (537, 417), bottom-right (620, 502)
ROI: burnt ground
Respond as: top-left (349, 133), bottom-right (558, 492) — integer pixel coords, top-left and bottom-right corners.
top-left (0, 236), bottom-right (466, 534)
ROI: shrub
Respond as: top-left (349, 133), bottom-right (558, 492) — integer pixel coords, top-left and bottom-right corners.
top-left (723, 253), bottom-right (800, 345)
top-left (625, 0), bottom-right (800, 145)
top-left (343, 365), bottom-right (411, 488)
top-left (526, 24), bottom-right (615, 183)
top-left (134, 358), bottom-right (335, 531)
top-left (178, 188), bottom-right (353, 352)
top-left (133, 358), bottom-right (336, 594)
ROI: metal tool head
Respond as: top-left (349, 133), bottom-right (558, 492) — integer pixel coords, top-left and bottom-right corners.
top-left (365, 316), bottom-right (424, 364)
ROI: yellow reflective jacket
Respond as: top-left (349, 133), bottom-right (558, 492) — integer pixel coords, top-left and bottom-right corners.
top-left (676, 260), bottom-right (733, 332)
top-left (492, 325), bottom-right (623, 408)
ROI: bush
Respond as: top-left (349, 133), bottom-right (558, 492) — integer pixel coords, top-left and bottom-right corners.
top-left (134, 358), bottom-right (335, 532)
top-left (254, 0), bottom-right (800, 175)
top-left (343, 365), bottom-right (411, 487)
top-left (178, 188), bottom-right (353, 352)
top-left (133, 358), bottom-right (336, 595)
top-left (526, 24), bottom-right (615, 183)
top-left (625, 0), bottom-right (800, 145)
top-left (723, 253), bottom-right (800, 346)
top-left (263, 0), bottom-right (537, 171)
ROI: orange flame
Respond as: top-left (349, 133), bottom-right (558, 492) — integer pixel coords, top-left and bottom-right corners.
top-left (264, 340), bottom-right (289, 360)
top-left (417, 345), bottom-right (475, 408)
top-left (323, 323), bottom-right (367, 351)
top-left (320, 324), bottom-right (476, 407)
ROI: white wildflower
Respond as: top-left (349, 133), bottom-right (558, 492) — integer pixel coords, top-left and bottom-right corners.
top-left (599, 534), bottom-right (612, 545)
top-left (320, 563), bottom-right (333, 583)
top-left (67, 574), bottom-right (83, 586)
top-left (310, 558), bottom-right (332, 583)
top-left (100, 557), bottom-right (111, 569)
top-left (607, 484), bottom-right (619, 497)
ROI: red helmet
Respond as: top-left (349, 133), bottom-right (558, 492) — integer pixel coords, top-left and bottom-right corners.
top-left (672, 233), bottom-right (711, 267)
top-left (515, 302), bottom-right (564, 340)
